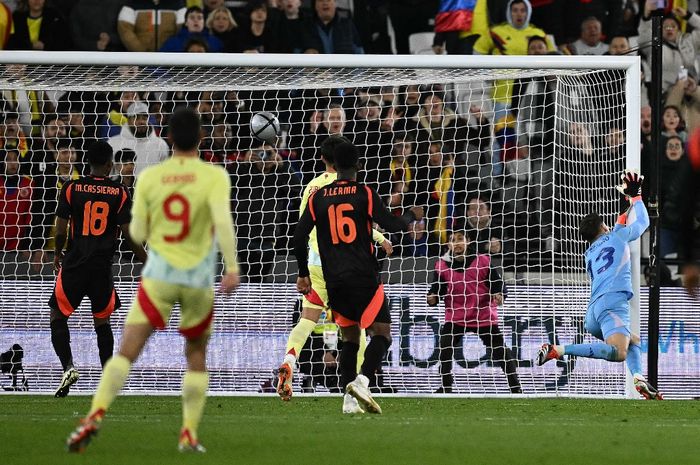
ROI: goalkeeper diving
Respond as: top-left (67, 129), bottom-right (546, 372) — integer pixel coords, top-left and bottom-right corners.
top-left (536, 169), bottom-right (662, 400)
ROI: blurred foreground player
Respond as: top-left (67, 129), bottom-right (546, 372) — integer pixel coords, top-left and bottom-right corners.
top-left (536, 170), bottom-right (662, 400)
top-left (66, 109), bottom-right (241, 453)
top-left (50, 141), bottom-right (147, 398)
top-left (293, 142), bottom-right (422, 413)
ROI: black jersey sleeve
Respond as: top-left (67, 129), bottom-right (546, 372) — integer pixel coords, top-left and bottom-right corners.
top-left (116, 186), bottom-right (132, 225)
top-left (293, 200), bottom-right (316, 278)
top-left (55, 182), bottom-right (72, 220)
top-left (369, 187), bottom-right (414, 233)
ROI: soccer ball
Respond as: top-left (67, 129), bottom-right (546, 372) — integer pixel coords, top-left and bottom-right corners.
top-left (250, 111), bottom-right (280, 144)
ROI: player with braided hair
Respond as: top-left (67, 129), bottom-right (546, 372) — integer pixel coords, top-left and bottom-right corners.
top-left (536, 169), bottom-right (663, 400)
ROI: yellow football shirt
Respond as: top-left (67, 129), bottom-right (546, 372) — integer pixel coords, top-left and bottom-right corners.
top-left (130, 156), bottom-right (239, 277)
top-left (27, 17), bottom-right (41, 44)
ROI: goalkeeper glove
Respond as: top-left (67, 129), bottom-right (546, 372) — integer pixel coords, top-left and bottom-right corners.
top-left (615, 169), bottom-right (644, 198)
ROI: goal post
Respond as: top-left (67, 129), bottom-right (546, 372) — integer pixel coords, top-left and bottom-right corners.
top-left (0, 51), bottom-right (644, 397)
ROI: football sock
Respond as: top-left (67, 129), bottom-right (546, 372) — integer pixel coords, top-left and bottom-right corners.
top-left (182, 370), bottom-right (209, 442)
top-left (361, 335), bottom-right (390, 384)
top-left (626, 342), bottom-right (643, 377)
top-left (50, 318), bottom-right (73, 371)
top-left (284, 318), bottom-right (316, 365)
top-left (356, 328), bottom-right (367, 373)
top-left (564, 343), bottom-right (619, 361)
top-left (95, 323), bottom-right (114, 367)
top-left (89, 354), bottom-right (131, 420)
top-left (340, 341), bottom-right (359, 390)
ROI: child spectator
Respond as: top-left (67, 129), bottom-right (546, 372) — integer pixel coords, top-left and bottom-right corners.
top-left (427, 230), bottom-right (522, 394)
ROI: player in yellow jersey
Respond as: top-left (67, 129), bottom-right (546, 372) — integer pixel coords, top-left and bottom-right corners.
top-left (66, 108), bottom-right (240, 454)
top-left (276, 135), bottom-right (392, 413)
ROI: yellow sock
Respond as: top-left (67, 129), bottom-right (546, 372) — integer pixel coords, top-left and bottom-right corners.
top-left (89, 354), bottom-right (131, 419)
top-left (284, 318), bottom-right (317, 362)
top-left (182, 370), bottom-right (209, 442)
top-left (357, 328), bottom-right (367, 373)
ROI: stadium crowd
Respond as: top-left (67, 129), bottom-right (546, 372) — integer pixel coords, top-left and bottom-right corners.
top-left (0, 0), bottom-right (698, 284)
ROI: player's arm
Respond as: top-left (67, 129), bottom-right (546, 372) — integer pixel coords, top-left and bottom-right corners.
top-left (426, 270), bottom-right (447, 306)
top-left (208, 170), bottom-right (240, 293)
top-left (488, 265), bottom-right (507, 305)
top-left (613, 170), bottom-right (649, 242)
top-left (53, 183), bottom-right (72, 272)
top-left (369, 187), bottom-right (423, 233)
top-left (293, 199), bottom-right (316, 295)
top-left (371, 227), bottom-right (393, 256)
top-left (114, 186), bottom-right (147, 263)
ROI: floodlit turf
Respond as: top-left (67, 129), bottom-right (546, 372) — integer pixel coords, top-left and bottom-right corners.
top-left (1, 396), bottom-right (698, 465)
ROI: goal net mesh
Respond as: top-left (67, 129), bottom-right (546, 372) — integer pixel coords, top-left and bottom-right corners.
top-left (0, 61), bottom-right (640, 396)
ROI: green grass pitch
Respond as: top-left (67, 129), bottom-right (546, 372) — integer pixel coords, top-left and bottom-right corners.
top-left (1, 396), bottom-right (698, 465)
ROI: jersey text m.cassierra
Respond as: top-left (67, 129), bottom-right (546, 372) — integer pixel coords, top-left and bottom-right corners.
top-left (55, 176), bottom-right (131, 270)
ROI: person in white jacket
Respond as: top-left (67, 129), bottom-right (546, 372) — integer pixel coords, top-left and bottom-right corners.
top-left (108, 101), bottom-right (169, 178)
top-left (638, 0), bottom-right (700, 95)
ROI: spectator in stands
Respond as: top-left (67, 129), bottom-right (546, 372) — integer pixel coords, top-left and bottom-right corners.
top-left (666, 70), bottom-right (700, 134)
top-left (387, 0), bottom-right (438, 55)
top-left (101, 90), bottom-right (140, 139)
top-left (607, 34), bottom-right (630, 55)
top-left (70, 0), bottom-right (125, 51)
top-left (202, 0), bottom-right (226, 18)
top-left (388, 132), bottom-right (416, 212)
top-left (0, 86), bottom-right (56, 138)
top-left (457, 195), bottom-right (502, 255)
top-left (160, 5), bottom-right (223, 52)
top-left (118, 0), bottom-right (185, 52)
top-left (206, 5), bottom-right (238, 52)
top-left (379, 104), bottom-right (407, 143)
top-left (564, 0), bottom-right (622, 44)
top-left (639, 2), bottom-right (700, 95)
top-left (24, 113), bottom-right (66, 177)
top-left (414, 142), bottom-right (467, 254)
top-left (400, 84), bottom-right (422, 120)
top-left (0, 149), bottom-right (33, 252)
top-left (298, 0), bottom-right (363, 54)
top-left (0, 1), bottom-right (13, 49)
top-left (0, 112), bottom-right (29, 162)
top-left (107, 101), bottom-right (169, 177)
top-left (184, 36), bottom-right (209, 52)
top-left (527, 0), bottom-right (565, 47)
top-left (474, 0), bottom-right (553, 174)
top-left (201, 118), bottom-right (238, 166)
top-left (28, 138), bottom-right (79, 269)
top-left (273, 0), bottom-right (306, 53)
top-left (113, 148), bottom-right (135, 193)
top-left (230, 143), bottom-right (301, 282)
top-left (236, 0), bottom-right (275, 52)
top-left (322, 103), bottom-right (346, 136)
top-left (432, 0), bottom-right (487, 55)
top-left (662, 104), bottom-right (687, 142)
top-left (660, 135), bottom-right (692, 257)
top-left (7, 0), bottom-right (71, 50)
top-left (567, 16), bottom-right (608, 55)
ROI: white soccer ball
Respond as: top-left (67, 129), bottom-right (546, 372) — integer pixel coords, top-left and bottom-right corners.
top-left (250, 111), bottom-right (280, 144)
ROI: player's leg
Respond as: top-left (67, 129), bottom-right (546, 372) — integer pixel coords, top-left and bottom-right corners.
top-left (477, 325), bottom-right (522, 394)
top-left (437, 322), bottom-right (459, 393)
top-left (338, 323), bottom-right (366, 414)
top-left (626, 332), bottom-right (661, 399)
top-left (278, 265), bottom-right (326, 400)
top-left (537, 293), bottom-right (627, 365)
top-left (48, 269), bottom-right (85, 398)
top-left (67, 278), bottom-right (175, 452)
top-left (177, 285), bottom-right (215, 452)
top-left (88, 268), bottom-right (121, 368)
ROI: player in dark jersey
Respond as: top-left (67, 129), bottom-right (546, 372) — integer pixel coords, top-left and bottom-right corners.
top-left (50, 141), bottom-right (147, 398)
top-left (293, 142), bottom-right (423, 413)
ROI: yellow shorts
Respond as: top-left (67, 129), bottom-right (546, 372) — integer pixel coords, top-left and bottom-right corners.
top-left (302, 265), bottom-right (328, 311)
top-left (125, 277), bottom-right (215, 339)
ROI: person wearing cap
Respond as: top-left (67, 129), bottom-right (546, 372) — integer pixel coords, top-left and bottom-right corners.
top-left (665, 66), bottom-right (700, 134)
top-left (160, 6), bottom-right (223, 52)
top-left (107, 101), bottom-right (169, 178)
top-left (639, 1), bottom-right (700, 94)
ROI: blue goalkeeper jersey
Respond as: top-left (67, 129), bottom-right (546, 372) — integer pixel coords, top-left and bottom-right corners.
top-left (584, 200), bottom-right (649, 304)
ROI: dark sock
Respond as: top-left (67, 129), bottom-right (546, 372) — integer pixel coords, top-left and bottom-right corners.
top-left (95, 323), bottom-right (114, 367)
top-left (339, 341), bottom-right (359, 390)
top-left (361, 335), bottom-right (390, 385)
top-left (50, 318), bottom-right (73, 371)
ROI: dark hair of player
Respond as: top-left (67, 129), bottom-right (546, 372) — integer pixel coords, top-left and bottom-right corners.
top-left (87, 141), bottom-right (114, 168)
top-left (319, 135), bottom-right (351, 164)
top-left (169, 108), bottom-right (201, 151)
top-left (579, 212), bottom-right (604, 243)
top-left (333, 142), bottom-right (359, 177)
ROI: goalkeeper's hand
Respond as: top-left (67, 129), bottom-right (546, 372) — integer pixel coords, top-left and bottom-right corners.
top-left (615, 169), bottom-right (644, 198)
